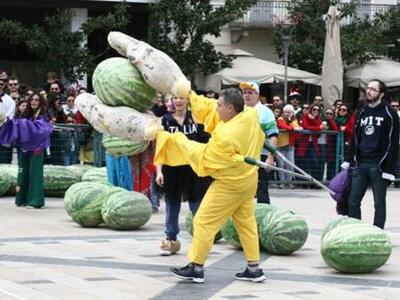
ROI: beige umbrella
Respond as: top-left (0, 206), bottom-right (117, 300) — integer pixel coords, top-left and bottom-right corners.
top-left (196, 49), bottom-right (321, 92)
top-left (321, 6), bottom-right (343, 108)
top-left (345, 59), bottom-right (400, 88)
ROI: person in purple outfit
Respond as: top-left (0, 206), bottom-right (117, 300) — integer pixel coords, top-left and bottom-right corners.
top-left (0, 92), bottom-right (53, 208)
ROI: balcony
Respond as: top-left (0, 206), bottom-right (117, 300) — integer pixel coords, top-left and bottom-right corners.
top-left (229, 0), bottom-right (397, 29)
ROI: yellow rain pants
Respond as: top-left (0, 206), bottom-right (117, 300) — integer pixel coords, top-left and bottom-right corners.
top-left (155, 92), bottom-right (264, 265)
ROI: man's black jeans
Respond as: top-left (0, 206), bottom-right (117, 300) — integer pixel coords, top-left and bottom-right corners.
top-left (348, 162), bottom-right (390, 229)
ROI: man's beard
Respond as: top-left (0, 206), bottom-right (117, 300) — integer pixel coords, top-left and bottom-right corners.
top-left (366, 94), bottom-right (380, 103)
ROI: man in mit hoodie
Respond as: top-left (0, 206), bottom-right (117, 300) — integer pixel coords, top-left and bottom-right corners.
top-left (346, 79), bottom-right (399, 229)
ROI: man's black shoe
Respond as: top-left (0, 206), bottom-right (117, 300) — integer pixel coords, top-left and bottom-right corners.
top-left (235, 267), bottom-right (266, 282)
top-left (170, 263), bottom-right (204, 283)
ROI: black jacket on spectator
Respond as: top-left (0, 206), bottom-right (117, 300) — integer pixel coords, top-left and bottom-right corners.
top-left (350, 101), bottom-right (399, 180)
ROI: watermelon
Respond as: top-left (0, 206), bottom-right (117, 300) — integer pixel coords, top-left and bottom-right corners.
top-left (66, 164), bottom-right (95, 181)
top-left (102, 134), bottom-right (149, 157)
top-left (221, 218), bottom-right (242, 249)
top-left (185, 211), bottom-right (223, 242)
top-left (81, 167), bottom-right (109, 185)
top-left (0, 164), bottom-right (17, 195)
top-left (321, 217), bottom-right (362, 241)
top-left (92, 57), bottom-right (156, 112)
top-left (255, 203), bottom-right (278, 227)
top-left (64, 182), bottom-right (122, 227)
top-left (101, 190), bottom-right (152, 230)
top-left (221, 203), bottom-right (278, 249)
top-left (44, 165), bottom-right (81, 197)
top-left (321, 223), bottom-right (392, 273)
top-left (0, 168), bottom-right (11, 196)
top-left (259, 208), bottom-right (308, 255)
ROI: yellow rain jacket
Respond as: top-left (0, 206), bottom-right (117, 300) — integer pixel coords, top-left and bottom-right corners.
top-left (155, 92), bottom-right (264, 264)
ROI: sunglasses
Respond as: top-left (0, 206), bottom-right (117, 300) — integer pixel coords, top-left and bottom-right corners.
top-left (312, 108), bottom-right (320, 112)
top-left (303, 106), bottom-right (309, 109)
top-left (325, 112), bottom-right (333, 115)
top-left (392, 105), bottom-right (399, 108)
top-left (12, 97), bottom-right (20, 100)
top-left (8, 83), bottom-right (18, 86)
top-left (339, 108), bottom-right (348, 112)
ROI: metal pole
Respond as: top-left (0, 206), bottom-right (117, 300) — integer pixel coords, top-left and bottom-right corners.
top-left (282, 36), bottom-right (290, 103)
top-left (244, 157), bottom-right (315, 182)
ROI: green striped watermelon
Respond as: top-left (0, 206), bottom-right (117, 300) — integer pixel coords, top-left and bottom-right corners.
top-left (101, 191), bottom-right (152, 230)
top-left (221, 218), bottom-right (242, 249)
top-left (92, 57), bottom-right (156, 112)
top-left (64, 182), bottom-right (123, 227)
top-left (259, 208), bottom-right (308, 255)
top-left (321, 217), bottom-right (362, 241)
top-left (185, 211), bottom-right (223, 242)
top-left (0, 164), bottom-right (17, 195)
top-left (81, 167), bottom-right (109, 185)
top-left (44, 165), bottom-right (81, 197)
top-left (66, 164), bottom-right (95, 181)
top-left (0, 168), bottom-right (11, 196)
top-left (321, 223), bottom-right (392, 273)
top-left (102, 134), bottom-right (149, 157)
top-left (221, 203), bottom-right (278, 249)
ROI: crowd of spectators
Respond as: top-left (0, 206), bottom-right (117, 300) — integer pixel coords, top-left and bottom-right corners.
top-left (0, 70), bottom-right (91, 166)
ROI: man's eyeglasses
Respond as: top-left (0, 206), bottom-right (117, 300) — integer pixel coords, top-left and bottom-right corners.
top-left (391, 105), bottom-right (399, 108)
top-left (12, 97), bottom-right (20, 101)
top-left (366, 86), bottom-right (380, 93)
top-left (8, 83), bottom-right (18, 86)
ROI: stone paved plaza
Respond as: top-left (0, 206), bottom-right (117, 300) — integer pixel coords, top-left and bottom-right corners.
top-left (0, 187), bottom-right (399, 300)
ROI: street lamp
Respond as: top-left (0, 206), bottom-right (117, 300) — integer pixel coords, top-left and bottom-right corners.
top-left (275, 16), bottom-right (298, 103)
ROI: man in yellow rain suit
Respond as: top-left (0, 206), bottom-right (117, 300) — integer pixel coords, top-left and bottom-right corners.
top-left (151, 88), bottom-right (266, 283)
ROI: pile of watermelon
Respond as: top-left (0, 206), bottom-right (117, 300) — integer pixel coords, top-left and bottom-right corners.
top-left (81, 167), bottom-right (109, 185)
top-left (0, 167), bottom-right (12, 196)
top-left (321, 217), bottom-right (392, 273)
top-left (64, 182), bottom-right (152, 230)
top-left (0, 164), bottom-right (106, 198)
top-left (221, 203), bottom-right (308, 255)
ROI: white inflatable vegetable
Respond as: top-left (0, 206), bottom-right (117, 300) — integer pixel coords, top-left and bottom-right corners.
top-left (75, 93), bottom-right (162, 141)
top-left (108, 31), bottom-right (191, 98)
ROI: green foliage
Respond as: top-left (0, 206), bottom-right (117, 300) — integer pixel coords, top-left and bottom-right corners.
top-left (374, 6), bottom-right (400, 61)
top-left (149, 0), bottom-right (257, 81)
top-left (0, 2), bottom-right (130, 83)
top-left (273, 0), bottom-right (396, 74)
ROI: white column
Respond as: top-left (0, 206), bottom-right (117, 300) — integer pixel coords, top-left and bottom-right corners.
top-left (71, 8), bottom-right (88, 88)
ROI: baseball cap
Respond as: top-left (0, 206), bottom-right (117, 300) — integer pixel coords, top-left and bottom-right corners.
top-left (289, 91), bottom-right (301, 99)
top-left (239, 81), bottom-right (260, 94)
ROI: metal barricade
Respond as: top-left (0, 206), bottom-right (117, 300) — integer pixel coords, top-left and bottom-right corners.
top-left (269, 129), bottom-right (344, 187)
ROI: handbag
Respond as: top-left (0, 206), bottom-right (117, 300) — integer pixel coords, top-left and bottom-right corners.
top-left (328, 168), bottom-right (352, 215)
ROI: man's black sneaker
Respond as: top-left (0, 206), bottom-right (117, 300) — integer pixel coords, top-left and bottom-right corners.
top-left (235, 267), bottom-right (266, 282)
top-left (170, 263), bottom-right (204, 283)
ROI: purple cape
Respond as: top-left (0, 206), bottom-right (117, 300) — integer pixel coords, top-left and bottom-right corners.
top-left (0, 117), bottom-right (53, 151)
